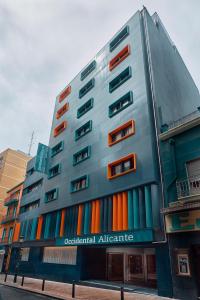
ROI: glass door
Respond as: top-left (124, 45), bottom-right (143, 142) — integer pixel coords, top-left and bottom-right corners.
top-left (127, 254), bottom-right (145, 282)
top-left (107, 253), bottom-right (124, 281)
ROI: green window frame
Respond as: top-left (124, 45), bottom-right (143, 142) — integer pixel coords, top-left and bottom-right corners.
top-left (73, 146), bottom-right (91, 166)
top-left (79, 78), bottom-right (95, 99)
top-left (51, 141), bottom-right (64, 157)
top-left (77, 98), bottom-right (94, 118)
top-left (81, 60), bottom-right (96, 81)
top-left (48, 164), bottom-right (61, 179)
top-left (70, 175), bottom-right (89, 193)
top-left (109, 67), bottom-right (132, 93)
top-left (75, 120), bottom-right (92, 141)
top-left (45, 188), bottom-right (58, 203)
top-left (109, 91), bottom-right (133, 118)
top-left (109, 26), bottom-right (129, 52)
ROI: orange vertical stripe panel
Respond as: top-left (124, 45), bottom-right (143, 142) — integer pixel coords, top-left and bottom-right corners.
top-left (95, 200), bottom-right (100, 234)
top-left (36, 216), bottom-right (43, 240)
top-left (13, 223), bottom-right (21, 242)
top-left (112, 194), bottom-right (118, 231)
top-left (117, 193), bottom-right (123, 231)
top-left (91, 201), bottom-right (96, 234)
top-left (60, 209), bottom-right (66, 237)
top-left (77, 205), bottom-right (83, 236)
top-left (122, 192), bottom-right (128, 230)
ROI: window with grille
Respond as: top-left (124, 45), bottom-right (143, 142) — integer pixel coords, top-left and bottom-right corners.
top-left (43, 246), bottom-right (77, 265)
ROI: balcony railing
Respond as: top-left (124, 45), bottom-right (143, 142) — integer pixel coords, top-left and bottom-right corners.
top-left (4, 196), bottom-right (19, 206)
top-left (168, 108), bottom-right (200, 130)
top-left (176, 175), bottom-right (200, 199)
top-left (1, 214), bottom-right (17, 225)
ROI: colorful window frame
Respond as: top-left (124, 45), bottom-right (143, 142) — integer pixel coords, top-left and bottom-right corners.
top-left (51, 141), bottom-right (64, 157)
top-left (53, 121), bottom-right (67, 137)
top-left (48, 164), bottom-right (61, 179)
top-left (58, 85), bottom-right (71, 103)
top-left (45, 188), bottom-right (58, 203)
top-left (70, 175), bottom-right (89, 193)
top-left (109, 67), bottom-right (132, 93)
top-left (75, 120), bottom-right (92, 141)
top-left (77, 98), bottom-right (94, 118)
top-left (81, 60), bottom-right (96, 81)
top-left (107, 153), bottom-right (136, 179)
top-left (73, 146), bottom-right (91, 166)
top-left (109, 26), bottom-right (129, 52)
top-left (79, 78), bottom-right (95, 99)
top-left (108, 120), bottom-right (135, 146)
top-left (109, 45), bottom-right (131, 71)
top-left (109, 91), bottom-right (133, 118)
top-left (56, 103), bottom-right (69, 119)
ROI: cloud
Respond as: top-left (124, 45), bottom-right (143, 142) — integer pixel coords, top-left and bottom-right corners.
top-left (0, 0), bottom-right (199, 156)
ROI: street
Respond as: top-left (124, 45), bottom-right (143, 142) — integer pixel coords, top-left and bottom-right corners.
top-left (0, 284), bottom-right (52, 300)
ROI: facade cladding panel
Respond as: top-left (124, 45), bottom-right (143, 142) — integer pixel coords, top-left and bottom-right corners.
top-left (41, 11), bottom-right (159, 213)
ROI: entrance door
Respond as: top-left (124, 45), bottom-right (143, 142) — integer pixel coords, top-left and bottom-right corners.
top-left (107, 253), bottom-right (124, 281)
top-left (193, 246), bottom-right (200, 296)
top-left (128, 254), bottom-right (145, 283)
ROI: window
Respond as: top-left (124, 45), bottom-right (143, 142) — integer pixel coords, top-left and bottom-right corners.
top-left (58, 85), bottom-right (71, 103)
top-left (109, 45), bottom-right (131, 71)
top-left (43, 246), bottom-right (77, 265)
top-left (53, 121), bottom-right (67, 137)
top-left (108, 120), bottom-right (135, 146)
top-left (2, 228), bottom-right (6, 241)
top-left (107, 153), bottom-right (136, 179)
top-left (109, 91), bottom-right (133, 118)
top-left (20, 200), bottom-right (40, 214)
top-left (79, 78), bottom-right (95, 99)
top-left (56, 103), bottom-right (69, 119)
top-left (21, 248), bottom-right (30, 261)
top-left (109, 67), bottom-right (132, 93)
top-left (81, 60), bottom-right (96, 81)
top-left (77, 98), bottom-right (94, 118)
top-left (75, 120), bottom-right (92, 141)
top-left (23, 179), bottom-right (43, 195)
top-left (8, 227), bottom-right (13, 243)
top-left (73, 146), bottom-right (91, 165)
top-left (45, 188), bottom-right (58, 203)
top-left (26, 167), bottom-right (34, 177)
top-left (51, 141), bottom-right (64, 157)
top-left (71, 175), bottom-right (89, 193)
top-left (48, 164), bottom-right (61, 179)
top-left (110, 26), bottom-right (129, 52)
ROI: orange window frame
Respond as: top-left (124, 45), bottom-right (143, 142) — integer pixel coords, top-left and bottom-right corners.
top-left (108, 120), bottom-right (135, 146)
top-left (107, 153), bottom-right (136, 180)
top-left (53, 121), bottom-right (67, 137)
top-left (58, 85), bottom-right (71, 103)
top-left (56, 103), bottom-right (69, 119)
top-left (109, 45), bottom-right (131, 71)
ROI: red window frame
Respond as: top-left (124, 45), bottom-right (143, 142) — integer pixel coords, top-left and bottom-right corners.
top-left (107, 153), bottom-right (136, 180)
top-left (53, 121), bottom-right (67, 137)
top-left (108, 120), bottom-right (135, 146)
top-left (58, 85), bottom-right (71, 103)
top-left (56, 103), bottom-right (69, 119)
top-left (109, 45), bottom-right (131, 71)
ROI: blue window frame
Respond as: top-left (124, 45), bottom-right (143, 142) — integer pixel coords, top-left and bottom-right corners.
top-left (51, 141), bottom-right (64, 157)
top-left (48, 164), bottom-right (61, 179)
top-left (81, 60), bottom-right (96, 81)
top-left (77, 98), bottom-right (94, 118)
top-left (45, 188), bottom-right (58, 203)
top-left (109, 67), bottom-right (132, 93)
top-left (109, 26), bottom-right (129, 52)
top-left (70, 175), bottom-right (89, 193)
top-left (75, 120), bottom-right (92, 141)
top-left (73, 146), bottom-right (91, 166)
top-left (79, 78), bottom-right (95, 99)
top-left (109, 91), bottom-right (133, 118)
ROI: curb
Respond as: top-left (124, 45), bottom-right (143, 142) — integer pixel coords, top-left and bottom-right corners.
top-left (0, 281), bottom-right (74, 300)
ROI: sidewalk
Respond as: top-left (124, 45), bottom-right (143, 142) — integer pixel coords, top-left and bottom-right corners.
top-left (0, 274), bottom-right (175, 300)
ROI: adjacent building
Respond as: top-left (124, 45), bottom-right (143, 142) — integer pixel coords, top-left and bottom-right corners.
top-left (8, 7), bottom-right (200, 299)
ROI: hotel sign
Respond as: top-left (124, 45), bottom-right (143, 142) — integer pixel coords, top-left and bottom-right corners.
top-left (165, 209), bottom-right (200, 233)
top-left (56, 230), bottom-right (153, 247)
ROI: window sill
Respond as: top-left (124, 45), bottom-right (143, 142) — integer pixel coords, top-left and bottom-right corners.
top-left (108, 167), bottom-right (136, 180)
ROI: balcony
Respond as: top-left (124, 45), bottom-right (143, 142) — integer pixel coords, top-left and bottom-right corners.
top-left (1, 214), bottom-right (17, 225)
top-left (176, 175), bottom-right (200, 199)
top-left (4, 196), bottom-right (19, 207)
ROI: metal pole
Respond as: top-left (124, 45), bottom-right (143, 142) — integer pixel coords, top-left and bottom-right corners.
top-left (13, 273), bottom-right (17, 283)
top-left (21, 276), bottom-right (24, 286)
top-left (120, 287), bottom-right (124, 300)
top-left (4, 273), bottom-right (7, 282)
top-left (42, 279), bottom-right (45, 291)
top-left (72, 281), bottom-right (75, 298)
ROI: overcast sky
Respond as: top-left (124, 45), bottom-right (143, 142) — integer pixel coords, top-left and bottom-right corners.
top-left (0, 0), bottom-right (199, 156)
